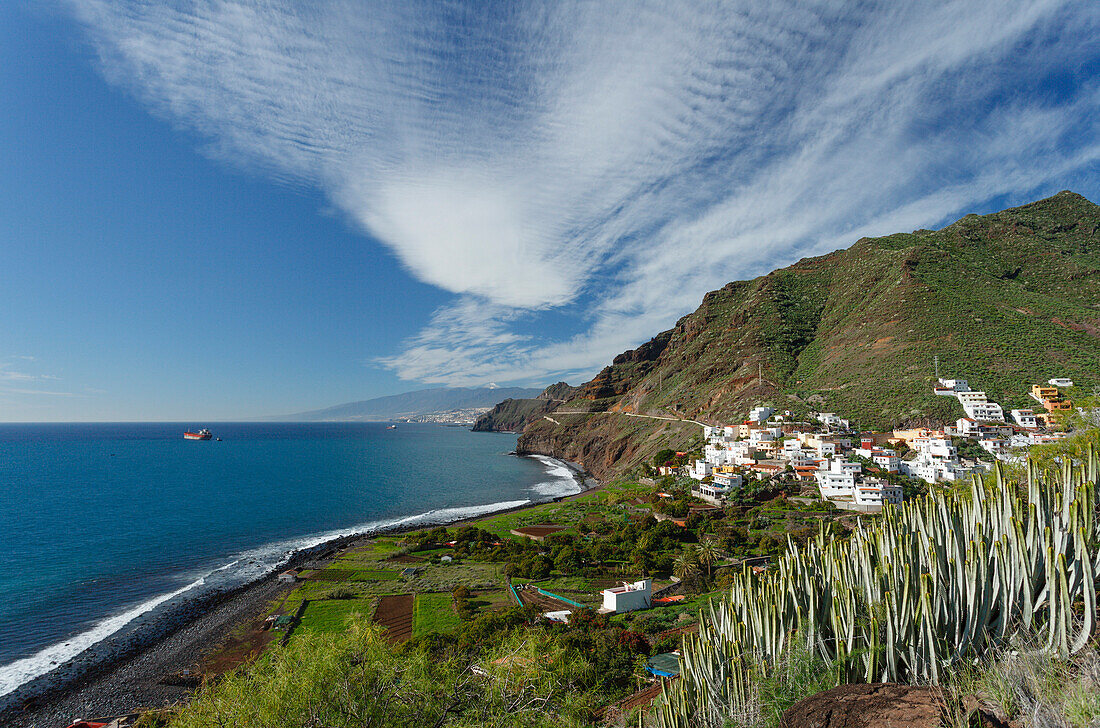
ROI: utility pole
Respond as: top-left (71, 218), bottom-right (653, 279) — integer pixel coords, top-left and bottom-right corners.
top-left (758, 362), bottom-right (762, 387)
top-left (934, 355), bottom-right (940, 380)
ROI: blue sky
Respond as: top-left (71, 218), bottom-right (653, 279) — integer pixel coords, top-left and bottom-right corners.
top-left (2, 1), bottom-right (1099, 421)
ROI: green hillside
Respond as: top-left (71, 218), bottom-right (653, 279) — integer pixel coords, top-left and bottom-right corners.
top-left (515, 191), bottom-right (1100, 477)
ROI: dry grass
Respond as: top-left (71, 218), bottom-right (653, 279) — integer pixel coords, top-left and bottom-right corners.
top-left (943, 641), bottom-right (1100, 728)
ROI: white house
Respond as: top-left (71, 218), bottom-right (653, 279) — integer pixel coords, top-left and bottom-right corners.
top-left (815, 412), bottom-right (850, 430)
top-left (704, 443), bottom-right (734, 466)
top-left (688, 460), bottom-right (712, 480)
top-left (732, 440), bottom-right (755, 465)
top-left (786, 449), bottom-right (819, 467)
top-left (872, 450), bottom-right (900, 473)
top-left (911, 436), bottom-right (957, 459)
top-left (963, 401), bottom-right (1005, 422)
top-left (780, 439), bottom-right (819, 466)
top-left (748, 427), bottom-right (780, 451)
top-left (1013, 431), bottom-right (1067, 447)
top-left (944, 386), bottom-right (1005, 422)
top-left (712, 471), bottom-right (742, 489)
top-left (979, 438), bottom-right (1011, 460)
top-left (1011, 409), bottom-right (1041, 429)
top-left (900, 452), bottom-right (957, 483)
top-left (953, 417), bottom-right (983, 437)
top-left (900, 443), bottom-right (983, 483)
top-left (815, 457), bottom-right (862, 498)
top-left (1048, 378), bottom-right (1074, 388)
top-left (749, 405), bottom-right (774, 423)
top-left (815, 458), bottom-right (901, 508)
top-left (695, 473), bottom-right (741, 505)
top-left (853, 479), bottom-right (903, 507)
top-left (601, 579), bottom-right (651, 613)
top-left (899, 435), bottom-right (971, 483)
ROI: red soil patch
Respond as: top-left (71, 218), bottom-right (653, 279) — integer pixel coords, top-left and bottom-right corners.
top-left (198, 625), bottom-right (280, 677)
top-left (197, 585), bottom-right (297, 677)
top-left (373, 594), bottom-right (415, 643)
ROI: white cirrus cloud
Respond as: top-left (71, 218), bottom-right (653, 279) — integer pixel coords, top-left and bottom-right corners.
top-left (68, 1), bottom-right (1100, 387)
top-left (0, 360), bottom-right (73, 396)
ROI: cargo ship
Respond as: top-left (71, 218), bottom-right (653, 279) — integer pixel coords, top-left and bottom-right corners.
top-left (184, 428), bottom-right (213, 440)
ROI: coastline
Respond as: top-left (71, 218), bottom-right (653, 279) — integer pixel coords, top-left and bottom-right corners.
top-left (1, 454), bottom-right (596, 728)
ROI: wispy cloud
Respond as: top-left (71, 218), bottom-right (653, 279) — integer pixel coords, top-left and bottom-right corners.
top-left (0, 360), bottom-right (74, 396)
top-left (68, 1), bottom-right (1100, 386)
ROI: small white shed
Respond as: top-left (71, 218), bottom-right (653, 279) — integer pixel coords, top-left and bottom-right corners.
top-left (601, 579), bottom-right (652, 613)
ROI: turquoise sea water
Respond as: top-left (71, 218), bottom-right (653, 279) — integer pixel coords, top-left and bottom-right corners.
top-left (0, 422), bottom-right (575, 697)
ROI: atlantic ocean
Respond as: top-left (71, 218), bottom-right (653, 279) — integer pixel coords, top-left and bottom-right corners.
top-left (0, 422), bottom-right (580, 701)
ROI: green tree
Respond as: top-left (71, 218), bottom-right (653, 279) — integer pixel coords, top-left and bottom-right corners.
top-left (695, 540), bottom-right (722, 578)
top-left (653, 448), bottom-right (676, 468)
top-left (672, 550), bottom-right (700, 583)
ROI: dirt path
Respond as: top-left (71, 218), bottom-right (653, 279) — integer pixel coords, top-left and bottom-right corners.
top-left (549, 410), bottom-right (707, 429)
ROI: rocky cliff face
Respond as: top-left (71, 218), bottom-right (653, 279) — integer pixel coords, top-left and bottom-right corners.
top-left (471, 398), bottom-right (555, 433)
top-left (515, 412), bottom-right (699, 481)
top-left (538, 382), bottom-right (580, 401)
top-left (472, 382), bottom-right (581, 432)
top-left (513, 191), bottom-right (1100, 479)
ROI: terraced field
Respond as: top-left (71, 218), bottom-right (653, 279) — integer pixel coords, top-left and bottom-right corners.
top-left (373, 594), bottom-right (415, 643)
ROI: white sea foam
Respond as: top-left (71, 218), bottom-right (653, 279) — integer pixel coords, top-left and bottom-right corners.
top-left (0, 497), bottom-right (530, 700)
top-left (0, 575), bottom-right (206, 698)
top-left (527, 455), bottom-right (583, 498)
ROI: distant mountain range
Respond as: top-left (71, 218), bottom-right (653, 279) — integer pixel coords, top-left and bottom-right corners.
top-left (487, 191), bottom-right (1100, 478)
top-left (279, 386), bottom-right (543, 421)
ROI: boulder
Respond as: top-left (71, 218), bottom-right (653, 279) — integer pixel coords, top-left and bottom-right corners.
top-left (779, 683), bottom-right (944, 728)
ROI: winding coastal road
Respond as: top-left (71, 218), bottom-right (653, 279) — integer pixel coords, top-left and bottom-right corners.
top-left (543, 410), bottom-right (708, 430)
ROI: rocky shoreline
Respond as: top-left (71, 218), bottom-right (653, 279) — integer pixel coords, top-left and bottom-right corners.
top-left (1, 455), bottom-right (596, 728)
top-left (3, 574), bottom-right (295, 728)
top-left (0, 533), bottom-right (362, 728)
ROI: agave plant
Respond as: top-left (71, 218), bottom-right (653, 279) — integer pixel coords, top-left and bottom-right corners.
top-left (657, 448), bottom-right (1100, 727)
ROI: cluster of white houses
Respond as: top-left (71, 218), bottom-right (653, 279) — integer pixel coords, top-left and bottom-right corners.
top-left (687, 406), bottom-right (903, 511)
top-left (935, 377), bottom-right (1071, 462)
top-left (677, 376), bottom-right (1077, 511)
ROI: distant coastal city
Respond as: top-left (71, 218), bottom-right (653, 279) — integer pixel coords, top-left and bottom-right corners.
top-left (393, 407), bottom-right (494, 425)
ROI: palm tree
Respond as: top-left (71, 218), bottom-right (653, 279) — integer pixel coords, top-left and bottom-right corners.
top-left (672, 550), bottom-right (700, 583)
top-left (695, 540), bottom-right (722, 578)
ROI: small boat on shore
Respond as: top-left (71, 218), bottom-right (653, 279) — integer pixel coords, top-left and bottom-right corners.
top-left (184, 428), bottom-right (213, 440)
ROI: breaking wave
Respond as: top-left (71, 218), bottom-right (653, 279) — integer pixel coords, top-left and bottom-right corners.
top-left (526, 455), bottom-right (583, 497)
